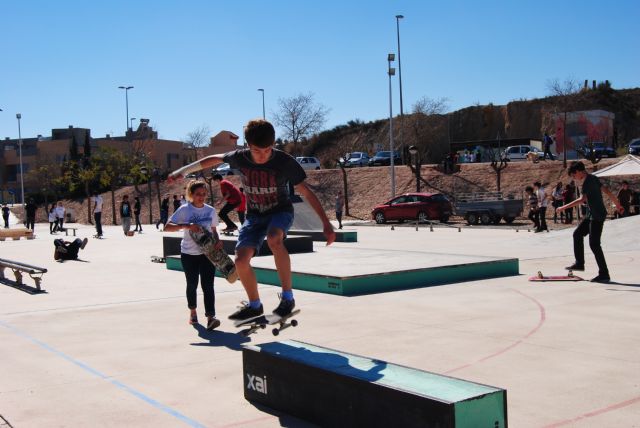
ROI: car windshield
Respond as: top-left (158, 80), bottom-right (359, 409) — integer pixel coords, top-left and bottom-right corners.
top-left (376, 152), bottom-right (391, 158)
top-left (593, 143), bottom-right (605, 148)
top-left (216, 163), bottom-right (230, 170)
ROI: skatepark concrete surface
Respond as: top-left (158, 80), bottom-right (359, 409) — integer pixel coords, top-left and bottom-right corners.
top-left (1, 216), bottom-right (639, 427)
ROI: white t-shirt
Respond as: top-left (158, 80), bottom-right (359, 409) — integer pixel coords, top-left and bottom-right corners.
top-left (93, 195), bottom-right (103, 213)
top-left (168, 203), bottom-right (218, 255)
top-left (537, 188), bottom-right (548, 208)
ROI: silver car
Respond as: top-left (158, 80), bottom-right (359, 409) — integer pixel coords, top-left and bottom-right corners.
top-left (502, 145), bottom-right (543, 161)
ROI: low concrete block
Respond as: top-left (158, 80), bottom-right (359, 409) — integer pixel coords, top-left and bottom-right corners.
top-left (242, 340), bottom-right (507, 428)
top-left (287, 229), bottom-right (357, 242)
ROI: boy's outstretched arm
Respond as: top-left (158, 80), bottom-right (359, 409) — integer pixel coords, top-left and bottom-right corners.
top-left (167, 154), bottom-right (225, 182)
top-left (295, 182), bottom-right (336, 245)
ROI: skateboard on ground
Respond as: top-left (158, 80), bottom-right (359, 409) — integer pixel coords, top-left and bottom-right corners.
top-left (221, 229), bottom-right (236, 236)
top-left (528, 270), bottom-right (584, 282)
top-left (150, 255), bottom-right (166, 263)
top-left (234, 309), bottom-right (301, 337)
top-left (189, 228), bottom-right (238, 283)
top-left (92, 234), bottom-right (104, 239)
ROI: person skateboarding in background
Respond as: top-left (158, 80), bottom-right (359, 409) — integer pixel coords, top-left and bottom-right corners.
top-left (164, 180), bottom-right (221, 331)
top-left (557, 161), bottom-right (624, 283)
top-left (169, 118), bottom-right (336, 321)
top-left (212, 174), bottom-right (242, 232)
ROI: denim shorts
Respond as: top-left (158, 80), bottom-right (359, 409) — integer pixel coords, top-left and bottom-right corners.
top-left (236, 211), bottom-right (294, 253)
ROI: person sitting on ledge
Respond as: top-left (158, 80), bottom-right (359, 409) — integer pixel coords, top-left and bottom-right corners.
top-left (54, 237), bottom-right (88, 261)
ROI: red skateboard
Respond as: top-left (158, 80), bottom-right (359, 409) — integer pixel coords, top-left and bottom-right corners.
top-left (529, 270), bottom-right (584, 282)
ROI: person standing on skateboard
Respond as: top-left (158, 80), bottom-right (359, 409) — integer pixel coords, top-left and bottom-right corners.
top-left (212, 174), bottom-right (242, 232)
top-left (164, 180), bottom-right (221, 330)
top-left (169, 119), bottom-right (336, 321)
top-left (557, 161), bottom-right (624, 283)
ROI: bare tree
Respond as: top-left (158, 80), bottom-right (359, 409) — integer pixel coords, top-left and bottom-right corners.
top-left (546, 77), bottom-right (581, 167)
top-left (184, 125), bottom-right (211, 161)
top-left (272, 93), bottom-right (330, 144)
top-left (546, 77), bottom-right (581, 97)
top-left (407, 96), bottom-right (450, 164)
top-left (412, 96), bottom-right (449, 116)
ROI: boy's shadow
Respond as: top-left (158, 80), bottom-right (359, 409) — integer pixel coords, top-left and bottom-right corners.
top-left (190, 324), bottom-right (250, 351)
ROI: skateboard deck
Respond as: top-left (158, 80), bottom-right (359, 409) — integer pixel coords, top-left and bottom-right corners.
top-left (150, 255), bottom-right (166, 263)
top-left (234, 309), bottom-right (301, 337)
top-left (529, 271), bottom-right (584, 282)
top-left (189, 229), bottom-right (238, 283)
top-left (221, 229), bottom-right (236, 236)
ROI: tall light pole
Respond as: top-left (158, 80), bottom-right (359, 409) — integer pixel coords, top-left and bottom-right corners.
top-left (395, 14), bottom-right (405, 164)
top-left (257, 88), bottom-right (265, 119)
top-left (118, 85), bottom-right (134, 133)
top-left (16, 113), bottom-right (25, 215)
top-left (388, 53), bottom-right (396, 198)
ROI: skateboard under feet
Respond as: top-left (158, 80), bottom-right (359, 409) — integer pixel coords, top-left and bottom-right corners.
top-left (234, 309), bottom-right (301, 337)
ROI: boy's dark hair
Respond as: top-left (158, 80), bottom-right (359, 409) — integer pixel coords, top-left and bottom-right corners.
top-left (525, 186), bottom-right (534, 193)
top-left (568, 161), bottom-right (586, 175)
top-left (533, 181), bottom-right (541, 187)
top-left (244, 119), bottom-right (275, 148)
top-left (622, 180), bottom-right (629, 185)
top-left (212, 174), bottom-right (223, 181)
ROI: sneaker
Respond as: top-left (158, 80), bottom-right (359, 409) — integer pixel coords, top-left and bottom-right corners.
top-left (81, 238), bottom-right (89, 249)
top-left (565, 263), bottom-right (585, 271)
top-left (206, 317), bottom-right (221, 331)
top-left (228, 302), bottom-right (264, 320)
top-left (189, 314), bottom-right (198, 325)
top-left (272, 298), bottom-right (296, 318)
top-left (590, 274), bottom-right (610, 283)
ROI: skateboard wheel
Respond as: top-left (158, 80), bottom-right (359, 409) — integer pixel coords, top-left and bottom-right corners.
top-left (272, 328), bottom-right (279, 336)
top-left (291, 319), bottom-right (298, 327)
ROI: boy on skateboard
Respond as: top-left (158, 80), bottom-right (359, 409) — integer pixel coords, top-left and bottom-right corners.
top-left (557, 161), bottom-right (624, 283)
top-left (169, 119), bottom-right (335, 321)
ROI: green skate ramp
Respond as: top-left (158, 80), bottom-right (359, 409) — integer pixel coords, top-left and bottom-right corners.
top-left (249, 247), bottom-right (519, 296)
top-left (243, 340), bottom-right (507, 427)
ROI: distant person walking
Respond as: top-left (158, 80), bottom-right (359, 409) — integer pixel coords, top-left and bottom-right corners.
top-left (93, 193), bottom-right (103, 237)
top-left (25, 199), bottom-right (37, 230)
top-left (48, 204), bottom-right (57, 233)
top-left (120, 195), bottom-right (132, 235)
top-left (534, 181), bottom-right (548, 232)
top-left (133, 196), bottom-right (143, 232)
top-left (156, 196), bottom-right (170, 230)
top-left (558, 161), bottom-right (624, 283)
top-left (2, 204), bottom-right (9, 228)
top-left (616, 180), bottom-right (633, 217)
top-left (212, 174), bottom-right (242, 232)
top-left (55, 201), bottom-right (66, 232)
top-left (335, 190), bottom-right (344, 229)
top-left (552, 182), bottom-right (565, 223)
top-left (525, 186), bottom-right (540, 230)
top-left (543, 133), bottom-right (555, 160)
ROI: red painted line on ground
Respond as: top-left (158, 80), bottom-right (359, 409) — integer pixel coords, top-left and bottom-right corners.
top-left (445, 289), bottom-right (546, 374)
top-left (543, 395), bottom-right (640, 427)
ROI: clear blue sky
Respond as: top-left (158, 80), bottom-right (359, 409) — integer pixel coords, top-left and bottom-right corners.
top-left (2, 0), bottom-right (639, 143)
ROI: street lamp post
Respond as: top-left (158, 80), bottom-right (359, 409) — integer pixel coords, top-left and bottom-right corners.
top-left (130, 117), bottom-right (137, 132)
top-left (118, 85), bottom-right (134, 133)
top-left (257, 89), bottom-right (265, 119)
top-left (388, 54), bottom-right (396, 198)
top-left (395, 14), bottom-right (405, 163)
top-left (409, 145), bottom-right (421, 192)
top-left (16, 114), bottom-right (25, 216)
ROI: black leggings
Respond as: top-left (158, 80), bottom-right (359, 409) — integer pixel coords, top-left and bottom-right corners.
top-left (180, 253), bottom-right (216, 317)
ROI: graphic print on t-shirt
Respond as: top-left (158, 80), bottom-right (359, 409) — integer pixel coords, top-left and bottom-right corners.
top-left (239, 167), bottom-right (279, 213)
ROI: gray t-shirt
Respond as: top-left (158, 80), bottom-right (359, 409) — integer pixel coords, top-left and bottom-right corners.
top-left (223, 149), bottom-right (306, 215)
top-left (168, 203), bottom-right (218, 255)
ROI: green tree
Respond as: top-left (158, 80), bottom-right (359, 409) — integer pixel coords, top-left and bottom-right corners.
top-left (92, 148), bottom-right (135, 225)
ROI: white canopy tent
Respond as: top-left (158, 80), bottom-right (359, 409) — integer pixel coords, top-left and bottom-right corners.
top-left (592, 155), bottom-right (640, 177)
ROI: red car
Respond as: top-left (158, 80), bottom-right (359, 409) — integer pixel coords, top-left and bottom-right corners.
top-left (371, 193), bottom-right (453, 224)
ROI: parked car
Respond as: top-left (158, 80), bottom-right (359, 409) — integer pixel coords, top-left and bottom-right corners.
top-left (212, 163), bottom-right (239, 176)
top-left (339, 152), bottom-right (370, 167)
top-left (371, 193), bottom-right (453, 224)
top-left (502, 145), bottom-right (543, 161)
top-left (628, 139), bottom-right (640, 155)
top-left (368, 151), bottom-right (402, 166)
top-left (296, 156), bottom-right (321, 170)
top-left (580, 142), bottom-right (616, 159)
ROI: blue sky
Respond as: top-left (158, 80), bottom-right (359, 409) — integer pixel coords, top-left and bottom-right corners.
top-left (2, 0), bottom-right (639, 142)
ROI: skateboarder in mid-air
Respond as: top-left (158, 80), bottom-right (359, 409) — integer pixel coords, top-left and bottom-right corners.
top-left (164, 181), bottom-right (222, 330)
top-left (169, 119), bottom-right (336, 321)
top-left (557, 161), bottom-right (624, 283)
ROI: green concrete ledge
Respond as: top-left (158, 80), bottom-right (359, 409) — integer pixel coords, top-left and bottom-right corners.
top-left (287, 229), bottom-right (357, 242)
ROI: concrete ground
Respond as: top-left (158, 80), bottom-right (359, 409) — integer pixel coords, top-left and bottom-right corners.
top-left (0, 216), bottom-right (639, 428)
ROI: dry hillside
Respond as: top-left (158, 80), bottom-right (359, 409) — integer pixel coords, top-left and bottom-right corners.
top-left (22, 158), bottom-right (635, 226)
